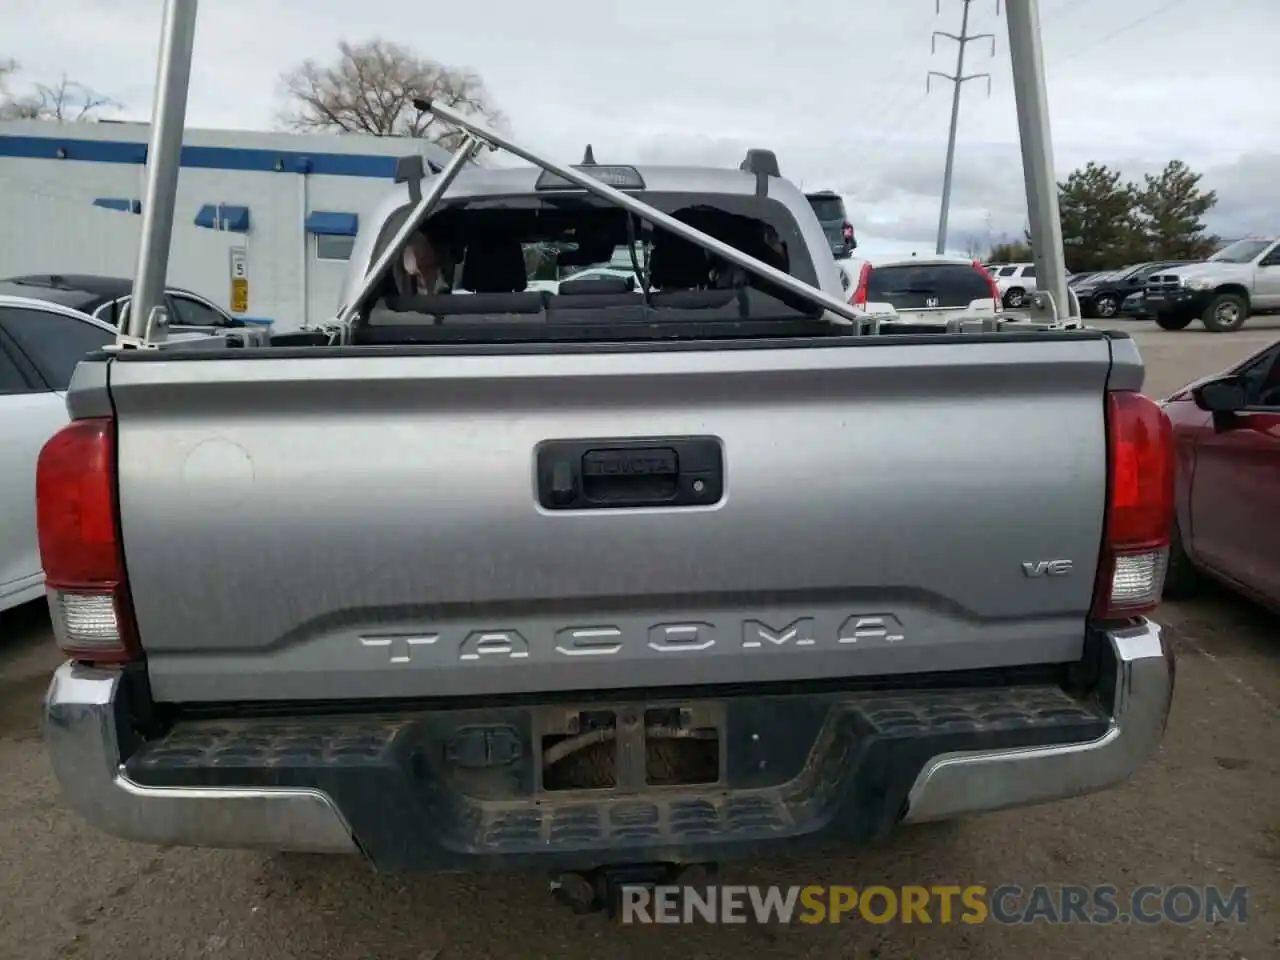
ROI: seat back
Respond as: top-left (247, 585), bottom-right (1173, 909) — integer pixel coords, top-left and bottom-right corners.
top-left (460, 238), bottom-right (529, 293)
top-left (648, 233), bottom-right (710, 291)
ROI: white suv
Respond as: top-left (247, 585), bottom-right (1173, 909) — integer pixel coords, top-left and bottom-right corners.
top-left (987, 262), bottom-right (1039, 308)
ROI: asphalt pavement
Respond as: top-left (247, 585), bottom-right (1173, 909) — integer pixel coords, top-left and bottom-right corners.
top-left (0, 319), bottom-right (1276, 960)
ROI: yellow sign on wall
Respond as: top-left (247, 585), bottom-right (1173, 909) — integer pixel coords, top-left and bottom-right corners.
top-left (229, 247), bottom-right (249, 313)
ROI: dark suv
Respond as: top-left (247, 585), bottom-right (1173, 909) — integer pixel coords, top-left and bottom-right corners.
top-left (805, 191), bottom-right (856, 259)
top-left (1073, 261), bottom-right (1191, 319)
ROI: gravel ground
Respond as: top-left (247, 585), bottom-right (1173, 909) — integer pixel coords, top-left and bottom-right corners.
top-left (0, 320), bottom-right (1275, 960)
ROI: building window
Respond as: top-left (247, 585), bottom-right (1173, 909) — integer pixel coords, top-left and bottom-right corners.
top-left (315, 234), bottom-right (355, 262)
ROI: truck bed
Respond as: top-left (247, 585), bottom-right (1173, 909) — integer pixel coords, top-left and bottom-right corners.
top-left (99, 331), bottom-right (1128, 704)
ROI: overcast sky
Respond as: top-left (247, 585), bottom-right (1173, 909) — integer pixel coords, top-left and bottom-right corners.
top-left (5, 0), bottom-right (1278, 257)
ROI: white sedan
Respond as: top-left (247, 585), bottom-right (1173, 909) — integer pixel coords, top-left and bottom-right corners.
top-left (0, 295), bottom-right (126, 613)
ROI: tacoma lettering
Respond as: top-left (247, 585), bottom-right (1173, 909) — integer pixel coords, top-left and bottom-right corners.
top-left (364, 614), bottom-right (909, 662)
top-left (742, 618), bottom-right (816, 648)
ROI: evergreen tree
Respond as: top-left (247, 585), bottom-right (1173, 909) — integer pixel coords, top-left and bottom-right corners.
top-left (987, 240), bottom-right (1033, 262)
top-left (1055, 163), bottom-right (1140, 272)
top-left (1133, 160), bottom-right (1219, 261)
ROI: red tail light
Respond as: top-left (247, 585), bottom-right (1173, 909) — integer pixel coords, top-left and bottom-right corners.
top-left (973, 260), bottom-right (1001, 304)
top-left (842, 222), bottom-right (854, 241)
top-left (36, 417), bottom-right (140, 663)
top-left (1091, 392), bottom-right (1175, 620)
top-left (849, 261), bottom-right (872, 307)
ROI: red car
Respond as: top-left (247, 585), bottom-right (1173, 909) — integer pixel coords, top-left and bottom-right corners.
top-left (1162, 338), bottom-right (1280, 610)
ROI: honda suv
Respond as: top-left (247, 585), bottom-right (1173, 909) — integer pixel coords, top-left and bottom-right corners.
top-left (846, 256), bottom-right (1000, 326)
top-left (805, 191), bottom-right (856, 259)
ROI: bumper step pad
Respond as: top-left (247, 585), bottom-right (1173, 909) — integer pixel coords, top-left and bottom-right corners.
top-left (125, 684), bottom-right (1107, 871)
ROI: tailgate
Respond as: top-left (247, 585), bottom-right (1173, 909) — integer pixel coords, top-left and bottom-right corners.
top-left (109, 336), bottom-right (1116, 703)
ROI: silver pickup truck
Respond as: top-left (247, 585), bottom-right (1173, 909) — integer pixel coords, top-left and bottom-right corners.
top-left (40, 107), bottom-right (1176, 904)
top-left (1144, 236), bottom-right (1280, 332)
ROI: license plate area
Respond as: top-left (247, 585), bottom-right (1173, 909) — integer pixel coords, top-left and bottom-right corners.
top-left (535, 701), bottom-right (725, 795)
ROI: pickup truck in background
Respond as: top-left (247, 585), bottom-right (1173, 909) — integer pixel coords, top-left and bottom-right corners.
top-left (39, 138), bottom-right (1177, 901)
top-left (1144, 237), bottom-right (1280, 332)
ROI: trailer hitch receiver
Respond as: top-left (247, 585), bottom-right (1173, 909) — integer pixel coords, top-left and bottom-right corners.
top-left (550, 862), bottom-right (720, 918)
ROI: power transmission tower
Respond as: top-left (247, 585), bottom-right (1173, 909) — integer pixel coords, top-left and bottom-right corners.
top-left (929, 0), bottom-right (996, 254)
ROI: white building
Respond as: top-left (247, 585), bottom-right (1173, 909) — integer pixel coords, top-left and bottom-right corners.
top-left (0, 120), bottom-right (451, 329)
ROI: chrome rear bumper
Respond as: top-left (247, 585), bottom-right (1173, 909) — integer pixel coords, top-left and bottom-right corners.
top-left (42, 620), bottom-right (1172, 857)
top-left (41, 665), bottom-right (357, 853)
top-left (904, 619), bottom-right (1174, 821)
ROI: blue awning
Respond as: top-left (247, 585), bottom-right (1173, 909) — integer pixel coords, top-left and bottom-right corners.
top-left (93, 197), bottom-right (141, 213)
top-left (305, 211), bottom-right (359, 236)
top-left (194, 203), bottom-right (250, 232)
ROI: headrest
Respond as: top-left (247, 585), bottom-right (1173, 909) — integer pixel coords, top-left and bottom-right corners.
top-left (461, 238), bottom-right (529, 293)
top-left (648, 232), bottom-right (709, 290)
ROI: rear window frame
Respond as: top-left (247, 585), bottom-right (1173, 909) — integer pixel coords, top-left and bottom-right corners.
top-left (358, 190), bottom-right (823, 327)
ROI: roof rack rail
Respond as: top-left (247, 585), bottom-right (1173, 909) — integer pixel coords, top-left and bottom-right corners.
top-left (739, 149), bottom-right (780, 178)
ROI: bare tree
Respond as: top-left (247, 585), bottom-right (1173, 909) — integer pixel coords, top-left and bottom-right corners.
top-left (0, 57), bottom-right (23, 118)
top-left (0, 60), bottom-right (120, 121)
top-left (278, 39), bottom-right (504, 154)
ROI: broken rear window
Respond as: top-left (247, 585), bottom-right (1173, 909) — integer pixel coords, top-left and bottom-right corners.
top-left (361, 192), bottom-right (828, 339)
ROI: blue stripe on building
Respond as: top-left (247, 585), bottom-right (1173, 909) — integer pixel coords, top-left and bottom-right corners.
top-left (0, 134), bottom-right (441, 178)
top-left (304, 211), bottom-right (359, 236)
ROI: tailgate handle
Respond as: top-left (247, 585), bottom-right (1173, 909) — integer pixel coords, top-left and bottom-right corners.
top-left (583, 448), bottom-right (679, 503)
top-left (536, 437), bottom-right (723, 511)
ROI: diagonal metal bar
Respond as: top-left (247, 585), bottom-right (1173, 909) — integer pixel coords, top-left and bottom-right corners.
top-left (406, 97), bottom-right (872, 328)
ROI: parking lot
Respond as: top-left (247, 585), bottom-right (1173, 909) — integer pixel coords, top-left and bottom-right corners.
top-left (1, 319), bottom-right (1276, 960)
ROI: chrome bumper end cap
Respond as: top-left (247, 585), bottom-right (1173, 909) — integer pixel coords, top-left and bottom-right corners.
top-left (42, 662), bottom-right (357, 854)
top-left (903, 619), bottom-right (1174, 822)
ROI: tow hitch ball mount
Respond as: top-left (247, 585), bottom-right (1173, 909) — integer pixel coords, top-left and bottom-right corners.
top-left (550, 863), bottom-right (719, 917)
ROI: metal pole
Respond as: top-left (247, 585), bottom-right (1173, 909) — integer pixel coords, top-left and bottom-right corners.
top-left (124, 0), bottom-right (199, 343)
top-left (414, 98), bottom-right (869, 327)
top-left (936, 0), bottom-right (971, 255)
top-left (336, 136), bottom-right (482, 326)
top-left (1006, 0), bottom-right (1071, 319)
